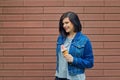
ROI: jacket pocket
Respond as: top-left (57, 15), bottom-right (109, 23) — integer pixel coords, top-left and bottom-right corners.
top-left (72, 43), bottom-right (85, 57)
top-left (73, 43), bottom-right (85, 49)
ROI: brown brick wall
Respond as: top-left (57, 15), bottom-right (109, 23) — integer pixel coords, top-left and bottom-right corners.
top-left (0, 0), bottom-right (120, 80)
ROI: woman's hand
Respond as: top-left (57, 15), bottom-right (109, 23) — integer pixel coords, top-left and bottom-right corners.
top-left (61, 45), bottom-right (67, 52)
top-left (61, 45), bottom-right (73, 63)
top-left (64, 54), bottom-right (73, 63)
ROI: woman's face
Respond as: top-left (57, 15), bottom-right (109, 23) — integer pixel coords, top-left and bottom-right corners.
top-left (62, 17), bottom-right (74, 34)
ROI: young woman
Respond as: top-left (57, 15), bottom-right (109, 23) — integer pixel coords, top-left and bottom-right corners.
top-left (55, 11), bottom-right (94, 80)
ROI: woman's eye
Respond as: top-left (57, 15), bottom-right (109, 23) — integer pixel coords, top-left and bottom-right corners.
top-left (65, 22), bottom-right (69, 24)
top-left (62, 22), bottom-right (69, 25)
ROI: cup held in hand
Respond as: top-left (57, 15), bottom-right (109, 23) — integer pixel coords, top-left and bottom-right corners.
top-left (62, 50), bottom-right (68, 56)
top-left (61, 45), bottom-right (68, 56)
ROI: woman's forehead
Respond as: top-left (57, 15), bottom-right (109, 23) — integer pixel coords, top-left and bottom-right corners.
top-left (63, 17), bottom-right (70, 23)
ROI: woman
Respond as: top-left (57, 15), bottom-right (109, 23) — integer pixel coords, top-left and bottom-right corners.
top-left (55, 11), bottom-right (94, 80)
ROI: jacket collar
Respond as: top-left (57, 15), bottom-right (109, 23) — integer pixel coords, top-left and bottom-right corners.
top-left (58, 32), bottom-right (82, 44)
top-left (72, 32), bottom-right (82, 42)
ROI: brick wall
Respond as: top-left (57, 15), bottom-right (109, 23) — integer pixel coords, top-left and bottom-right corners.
top-left (0, 0), bottom-right (120, 80)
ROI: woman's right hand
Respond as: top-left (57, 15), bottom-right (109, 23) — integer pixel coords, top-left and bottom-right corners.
top-left (61, 45), bottom-right (67, 52)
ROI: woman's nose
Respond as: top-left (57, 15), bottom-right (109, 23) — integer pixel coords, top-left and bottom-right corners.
top-left (63, 24), bottom-right (67, 27)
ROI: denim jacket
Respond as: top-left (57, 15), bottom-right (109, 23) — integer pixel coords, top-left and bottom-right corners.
top-left (56, 32), bottom-right (94, 76)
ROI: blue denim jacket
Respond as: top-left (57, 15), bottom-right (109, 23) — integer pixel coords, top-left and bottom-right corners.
top-left (56, 32), bottom-right (94, 76)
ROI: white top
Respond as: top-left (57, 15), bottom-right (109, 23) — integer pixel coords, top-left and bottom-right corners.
top-left (55, 37), bottom-right (86, 80)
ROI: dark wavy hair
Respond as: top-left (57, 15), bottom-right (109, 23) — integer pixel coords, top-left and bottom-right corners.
top-left (59, 11), bottom-right (82, 37)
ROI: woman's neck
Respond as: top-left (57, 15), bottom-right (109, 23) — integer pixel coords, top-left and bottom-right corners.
top-left (68, 32), bottom-right (76, 39)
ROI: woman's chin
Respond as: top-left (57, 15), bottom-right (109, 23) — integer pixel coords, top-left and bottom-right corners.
top-left (65, 30), bottom-right (70, 33)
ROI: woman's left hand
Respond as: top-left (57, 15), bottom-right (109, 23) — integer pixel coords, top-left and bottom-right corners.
top-left (64, 54), bottom-right (73, 63)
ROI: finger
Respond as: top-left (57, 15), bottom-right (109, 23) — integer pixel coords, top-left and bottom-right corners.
top-left (61, 45), bottom-right (65, 49)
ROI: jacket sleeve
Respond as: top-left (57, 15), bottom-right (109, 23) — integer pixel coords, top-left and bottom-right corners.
top-left (71, 39), bottom-right (94, 69)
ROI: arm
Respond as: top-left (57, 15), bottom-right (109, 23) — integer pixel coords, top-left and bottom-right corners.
top-left (72, 40), bottom-right (94, 69)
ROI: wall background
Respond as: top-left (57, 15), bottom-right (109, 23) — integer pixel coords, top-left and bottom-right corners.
top-left (0, 0), bottom-right (120, 80)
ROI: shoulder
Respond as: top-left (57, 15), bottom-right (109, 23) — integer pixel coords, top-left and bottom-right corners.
top-left (77, 32), bottom-right (89, 42)
top-left (81, 34), bottom-right (92, 47)
top-left (81, 33), bottom-right (89, 41)
top-left (57, 34), bottom-right (63, 41)
top-left (82, 33), bottom-right (92, 44)
top-left (56, 34), bottom-right (66, 44)
top-left (75, 32), bottom-right (91, 45)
